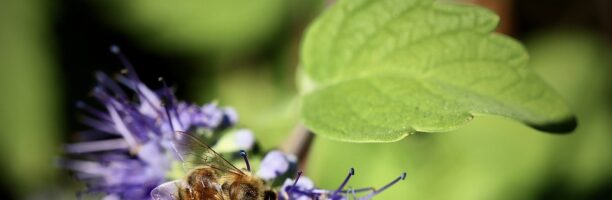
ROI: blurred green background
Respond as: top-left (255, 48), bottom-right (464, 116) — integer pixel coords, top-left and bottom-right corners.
top-left (0, 0), bottom-right (611, 199)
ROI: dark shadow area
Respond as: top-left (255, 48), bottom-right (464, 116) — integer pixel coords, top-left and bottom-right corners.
top-left (528, 117), bottom-right (578, 134)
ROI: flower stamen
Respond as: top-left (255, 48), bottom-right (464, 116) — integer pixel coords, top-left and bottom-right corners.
top-left (110, 45), bottom-right (164, 118)
top-left (334, 167), bottom-right (355, 195)
top-left (288, 170), bottom-right (303, 195)
top-left (361, 172), bottom-right (406, 200)
top-left (159, 77), bottom-right (185, 130)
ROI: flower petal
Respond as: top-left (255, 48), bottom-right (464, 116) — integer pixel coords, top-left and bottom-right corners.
top-left (257, 150), bottom-right (290, 180)
top-left (151, 180), bottom-right (184, 200)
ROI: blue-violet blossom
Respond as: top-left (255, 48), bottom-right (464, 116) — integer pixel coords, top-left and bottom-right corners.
top-left (60, 46), bottom-right (252, 200)
top-left (260, 152), bottom-right (407, 200)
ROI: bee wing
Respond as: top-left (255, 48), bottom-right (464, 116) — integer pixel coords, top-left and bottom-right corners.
top-left (172, 131), bottom-right (244, 175)
top-left (151, 180), bottom-right (184, 200)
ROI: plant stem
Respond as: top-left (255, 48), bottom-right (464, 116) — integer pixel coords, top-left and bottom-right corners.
top-left (280, 124), bottom-right (314, 169)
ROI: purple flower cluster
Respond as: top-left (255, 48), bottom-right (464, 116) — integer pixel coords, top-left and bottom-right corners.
top-left (60, 46), bottom-right (245, 200)
top-left (256, 151), bottom-right (406, 200)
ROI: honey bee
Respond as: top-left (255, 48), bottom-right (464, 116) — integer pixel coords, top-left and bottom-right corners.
top-left (151, 131), bottom-right (277, 200)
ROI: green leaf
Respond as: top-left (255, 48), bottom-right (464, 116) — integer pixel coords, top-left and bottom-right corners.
top-left (299, 0), bottom-right (575, 142)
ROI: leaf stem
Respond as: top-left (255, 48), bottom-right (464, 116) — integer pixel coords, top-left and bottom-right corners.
top-left (280, 124), bottom-right (315, 169)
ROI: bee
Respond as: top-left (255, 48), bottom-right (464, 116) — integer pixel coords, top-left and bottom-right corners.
top-left (151, 131), bottom-right (277, 200)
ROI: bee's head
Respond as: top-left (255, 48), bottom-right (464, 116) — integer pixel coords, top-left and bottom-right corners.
top-left (226, 180), bottom-right (263, 200)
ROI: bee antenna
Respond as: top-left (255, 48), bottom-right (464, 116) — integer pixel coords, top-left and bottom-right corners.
top-left (334, 167), bottom-right (355, 195)
top-left (288, 170), bottom-right (303, 195)
top-left (240, 150), bottom-right (251, 172)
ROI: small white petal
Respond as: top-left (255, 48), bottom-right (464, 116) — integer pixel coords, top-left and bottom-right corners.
top-left (102, 194), bottom-right (120, 200)
top-left (257, 151), bottom-right (289, 180)
top-left (151, 180), bottom-right (184, 200)
top-left (234, 129), bottom-right (255, 150)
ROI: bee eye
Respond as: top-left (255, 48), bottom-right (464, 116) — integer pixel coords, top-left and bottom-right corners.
top-left (264, 190), bottom-right (277, 200)
top-left (230, 183), bottom-right (258, 200)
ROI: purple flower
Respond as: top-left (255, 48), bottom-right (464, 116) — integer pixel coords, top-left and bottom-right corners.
top-left (279, 166), bottom-right (406, 200)
top-left (60, 46), bottom-right (243, 200)
top-left (256, 150), bottom-right (292, 180)
top-left (254, 151), bottom-right (407, 200)
top-left (280, 175), bottom-right (314, 200)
